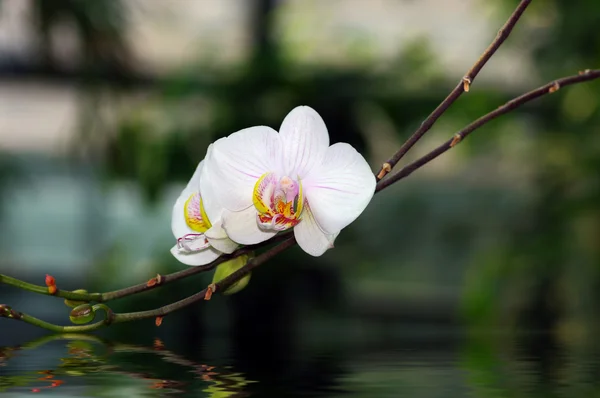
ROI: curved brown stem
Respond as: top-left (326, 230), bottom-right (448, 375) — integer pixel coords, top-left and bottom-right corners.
top-left (375, 0), bottom-right (532, 181)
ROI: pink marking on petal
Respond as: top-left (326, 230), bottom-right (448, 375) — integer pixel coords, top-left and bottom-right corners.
top-left (310, 185), bottom-right (357, 193)
top-left (176, 233), bottom-right (209, 253)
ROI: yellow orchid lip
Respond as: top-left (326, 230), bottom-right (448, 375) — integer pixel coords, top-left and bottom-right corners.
top-left (176, 192), bottom-right (214, 253)
top-left (253, 172), bottom-right (304, 231)
top-left (184, 193), bottom-right (212, 233)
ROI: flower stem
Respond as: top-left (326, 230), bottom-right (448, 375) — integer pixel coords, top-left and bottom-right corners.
top-left (0, 237), bottom-right (296, 332)
top-left (0, 274), bottom-right (102, 301)
top-left (375, 0), bottom-right (532, 181)
top-left (0, 232), bottom-right (293, 304)
top-left (0, 304), bottom-right (109, 333)
top-left (375, 69), bottom-right (600, 192)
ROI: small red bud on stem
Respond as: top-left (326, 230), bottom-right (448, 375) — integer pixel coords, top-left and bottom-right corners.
top-left (147, 273), bottom-right (163, 288)
top-left (45, 274), bottom-right (57, 295)
top-left (450, 133), bottom-right (463, 148)
top-left (45, 274), bottom-right (55, 286)
top-left (376, 163), bottom-right (392, 180)
top-left (204, 284), bottom-right (216, 301)
top-left (462, 76), bottom-right (472, 92)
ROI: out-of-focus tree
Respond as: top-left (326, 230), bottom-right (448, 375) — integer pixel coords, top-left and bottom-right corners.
top-left (30, 0), bottom-right (132, 76)
top-left (462, 0), bottom-right (600, 338)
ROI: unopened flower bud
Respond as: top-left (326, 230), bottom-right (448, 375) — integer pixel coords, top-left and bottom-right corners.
top-left (45, 274), bottom-right (57, 295)
top-left (45, 274), bottom-right (55, 287)
top-left (69, 304), bottom-right (95, 325)
top-left (212, 254), bottom-right (252, 295)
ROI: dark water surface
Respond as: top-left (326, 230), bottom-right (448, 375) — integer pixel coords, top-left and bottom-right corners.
top-left (1, 329), bottom-right (598, 397)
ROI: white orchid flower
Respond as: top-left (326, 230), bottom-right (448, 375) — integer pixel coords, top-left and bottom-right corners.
top-left (203, 106), bottom-right (376, 256)
top-left (171, 159), bottom-right (238, 265)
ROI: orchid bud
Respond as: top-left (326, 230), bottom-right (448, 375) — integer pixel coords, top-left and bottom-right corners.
top-left (212, 254), bottom-right (252, 295)
top-left (69, 304), bottom-right (95, 325)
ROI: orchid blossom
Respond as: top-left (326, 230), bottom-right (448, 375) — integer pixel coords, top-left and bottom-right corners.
top-left (171, 160), bottom-right (238, 265)
top-left (203, 106), bottom-right (376, 256)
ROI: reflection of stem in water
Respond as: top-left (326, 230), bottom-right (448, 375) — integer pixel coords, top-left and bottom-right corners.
top-left (1, 334), bottom-right (254, 397)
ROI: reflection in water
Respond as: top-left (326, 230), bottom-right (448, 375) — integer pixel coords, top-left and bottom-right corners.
top-left (2, 331), bottom-right (600, 396)
top-left (0, 334), bottom-right (253, 397)
top-left (461, 331), bottom-right (600, 398)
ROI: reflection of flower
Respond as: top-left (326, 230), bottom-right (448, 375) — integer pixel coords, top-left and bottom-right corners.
top-left (205, 106), bottom-right (376, 256)
top-left (149, 379), bottom-right (184, 390)
top-left (203, 373), bottom-right (253, 398)
top-left (1, 335), bottom-right (254, 397)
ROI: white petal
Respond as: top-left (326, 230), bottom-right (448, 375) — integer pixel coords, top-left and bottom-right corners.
top-left (171, 161), bottom-right (205, 237)
top-left (171, 194), bottom-right (189, 238)
top-left (221, 207), bottom-right (277, 245)
top-left (205, 220), bottom-right (239, 254)
top-left (294, 206), bottom-right (338, 256)
top-left (171, 190), bottom-right (194, 238)
top-left (184, 160), bottom-right (204, 196)
top-left (199, 145), bottom-right (222, 223)
top-left (304, 143), bottom-right (375, 234)
top-left (170, 245), bottom-right (221, 266)
top-left (209, 126), bottom-right (281, 211)
top-left (278, 106), bottom-right (329, 178)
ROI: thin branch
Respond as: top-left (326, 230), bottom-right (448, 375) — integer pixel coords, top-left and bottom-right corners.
top-left (0, 237), bottom-right (296, 332)
top-left (0, 303), bottom-right (109, 333)
top-left (0, 274), bottom-right (102, 302)
top-left (102, 232), bottom-right (292, 302)
top-left (114, 236), bottom-right (296, 323)
top-left (375, 0), bottom-right (532, 181)
top-left (376, 69), bottom-right (600, 192)
top-left (0, 232), bottom-right (292, 303)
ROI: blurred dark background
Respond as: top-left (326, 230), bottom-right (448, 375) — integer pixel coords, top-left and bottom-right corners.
top-left (0, 0), bottom-right (599, 395)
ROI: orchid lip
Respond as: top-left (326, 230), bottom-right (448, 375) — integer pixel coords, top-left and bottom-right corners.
top-left (174, 192), bottom-right (214, 254)
top-left (184, 193), bottom-right (212, 233)
top-left (253, 172), bottom-right (304, 231)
